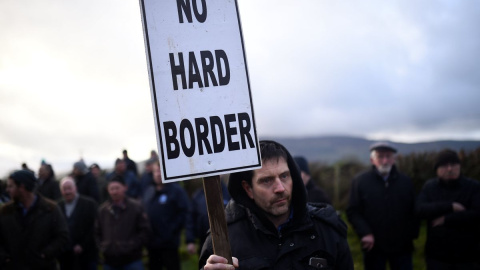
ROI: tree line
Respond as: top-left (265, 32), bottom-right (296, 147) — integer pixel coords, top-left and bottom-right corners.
top-left (308, 147), bottom-right (480, 211)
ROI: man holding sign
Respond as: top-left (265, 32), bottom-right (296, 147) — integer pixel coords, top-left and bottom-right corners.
top-left (200, 140), bottom-right (353, 270)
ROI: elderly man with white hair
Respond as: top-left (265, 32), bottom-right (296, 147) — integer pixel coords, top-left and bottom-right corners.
top-left (347, 142), bottom-right (419, 270)
top-left (57, 176), bottom-right (98, 270)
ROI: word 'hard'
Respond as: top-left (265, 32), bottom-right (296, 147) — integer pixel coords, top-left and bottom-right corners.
top-left (163, 113), bottom-right (255, 159)
top-left (170, 50), bottom-right (230, 90)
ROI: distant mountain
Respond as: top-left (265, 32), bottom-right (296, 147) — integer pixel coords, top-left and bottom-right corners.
top-left (261, 136), bottom-right (480, 164)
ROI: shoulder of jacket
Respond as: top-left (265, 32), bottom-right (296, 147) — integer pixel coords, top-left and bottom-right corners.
top-left (354, 169), bottom-right (376, 180)
top-left (225, 201), bottom-right (248, 225)
top-left (0, 202), bottom-right (16, 215)
top-left (307, 203), bottom-right (347, 238)
top-left (78, 195), bottom-right (98, 207)
top-left (38, 196), bottom-right (59, 212)
top-left (423, 178), bottom-right (438, 188)
top-left (126, 197), bottom-right (142, 208)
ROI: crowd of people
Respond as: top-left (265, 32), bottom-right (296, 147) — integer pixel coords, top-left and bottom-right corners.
top-left (0, 142), bottom-right (478, 270)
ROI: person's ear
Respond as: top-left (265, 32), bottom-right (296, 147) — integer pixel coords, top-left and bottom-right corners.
top-left (241, 180), bottom-right (253, 199)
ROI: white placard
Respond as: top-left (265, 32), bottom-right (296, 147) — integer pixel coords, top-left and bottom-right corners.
top-left (140, 0), bottom-right (261, 182)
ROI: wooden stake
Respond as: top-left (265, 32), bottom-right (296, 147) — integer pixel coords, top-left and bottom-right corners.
top-left (203, 175), bottom-right (233, 265)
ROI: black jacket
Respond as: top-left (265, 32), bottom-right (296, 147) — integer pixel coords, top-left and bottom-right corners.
top-left (305, 180), bottom-right (331, 204)
top-left (415, 176), bottom-right (480, 263)
top-left (346, 165), bottom-right (418, 254)
top-left (199, 140), bottom-right (353, 270)
top-left (37, 177), bottom-right (61, 201)
top-left (143, 183), bottom-right (190, 249)
top-left (75, 172), bottom-right (100, 202)
top-left (58, 195), bottom-right (98, 262)
top-left (0, 195), bottom-right (69, 270)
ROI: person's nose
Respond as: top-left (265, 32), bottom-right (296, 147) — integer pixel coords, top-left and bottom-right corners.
top-left (273, 178), bottom-right (286, 193)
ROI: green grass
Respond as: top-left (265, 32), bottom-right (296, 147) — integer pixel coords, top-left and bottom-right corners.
top-left (344, 213), bottom-right (427, 270)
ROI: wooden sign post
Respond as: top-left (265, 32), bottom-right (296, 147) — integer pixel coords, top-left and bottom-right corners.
top-left (203, 176), bottom-right (233, 264)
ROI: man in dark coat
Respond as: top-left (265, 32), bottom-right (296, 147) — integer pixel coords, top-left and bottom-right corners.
top-left (57, 176), bottom-right (98, 270)
top-left (416, 149), bottom-right (480, 269)
top-left (143, 162), bottom-right (190, 270)
top-left (122, 149), bottom-right (138, 176)
top-left (37, 163), bottom-right (61, 201)
top-left (200, 140), bottom-right (353, 270)
top-left (0, 170), bottom-right (69, 270)
top-left (294, 156), bottom-right (331, 204)
top-left (96, 175), bottom-right (151, 269)
top-left (106, 159), bottom-right (140, 199)
top-left (72, 160), bottom-right (100, 202)
top-left (347, 142), bottom-right (418, 270)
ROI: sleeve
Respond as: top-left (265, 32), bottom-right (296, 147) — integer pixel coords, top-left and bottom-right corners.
top-left (444, 181), bottom-right (480, 228)
top-left (415, 180), bottom-right (453, 220)
top-left (334, 236), bottom-right (354, 270)
top-left (171, 187), bottom-right (190, 234)
top-left (41, 205), bottom-right (70, 259)
top-left (185, 195), bottom-right (198, 244)
top-left (94, 207), bottom-right (103, 250)
top-left (135, 204), bottom-right (152, 248)
top-left (346, 177), bottom-right (372, 237)
top-left (77, 200), bottom-right (98, 249)
top-left (198, 234), bottom-right (214, 270)
top-left (0, 213), bottom-right (9, 264)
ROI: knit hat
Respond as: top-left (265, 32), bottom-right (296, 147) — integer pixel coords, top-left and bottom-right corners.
top-left (293, 156), bottom-right (310, 175)
top-left (73, 160), bottom-right (89, 174)
top-left (434, 149), bottom-right (460, 170)
top-left (9, 170), bottom-right (37, 192)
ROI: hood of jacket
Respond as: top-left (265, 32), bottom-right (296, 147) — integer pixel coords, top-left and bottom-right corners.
top-left (227, 140), bottom-right (307, 230)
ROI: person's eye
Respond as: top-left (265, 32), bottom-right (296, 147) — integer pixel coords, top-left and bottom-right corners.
top-left (260, 178), bottom-right (273, 184)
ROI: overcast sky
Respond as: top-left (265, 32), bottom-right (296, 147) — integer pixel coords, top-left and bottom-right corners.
top-left (1, 0), bottom-right (479, 178)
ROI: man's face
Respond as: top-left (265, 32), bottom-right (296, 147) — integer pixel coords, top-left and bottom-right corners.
top-left (38, 165), bottom-right (48, 179)
top-left (60, 179), bottom-right (77, 203)
top-left (371, 150), bottom-right (395, 176)
top-left (436, 163), bottom-right (461, 181)
top-left (90, 167), bottom-right (100, 178)
top-left (6, 178), bottom-right (20, 202)
top-left (115, 161), bottom-right (126, 173)
top-left (107, 181), bottom-right (126, 202)
top-left (72, 167), bottom-right (81, 177)
top-left (242, 157), bottom-right (293, 223)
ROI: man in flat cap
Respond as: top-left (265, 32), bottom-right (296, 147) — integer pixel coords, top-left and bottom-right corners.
top-left (416, 149), bottom-right (480, 269)
top-left (347, 142), bottom-right (418, 270)
top-left (0, 170), bottom-right (69, 270)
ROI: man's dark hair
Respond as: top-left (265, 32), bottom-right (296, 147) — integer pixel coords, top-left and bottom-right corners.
top-left (9, 170), bottom-right (37, 192)
top-left (240, 141), bottom-right (288, 186)
top-left (89, 163), bottom-right (100, 170)
top-left (43, 164), bottom-right (55, 179)
top-left (108, 174), bottom-right (126, 186)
